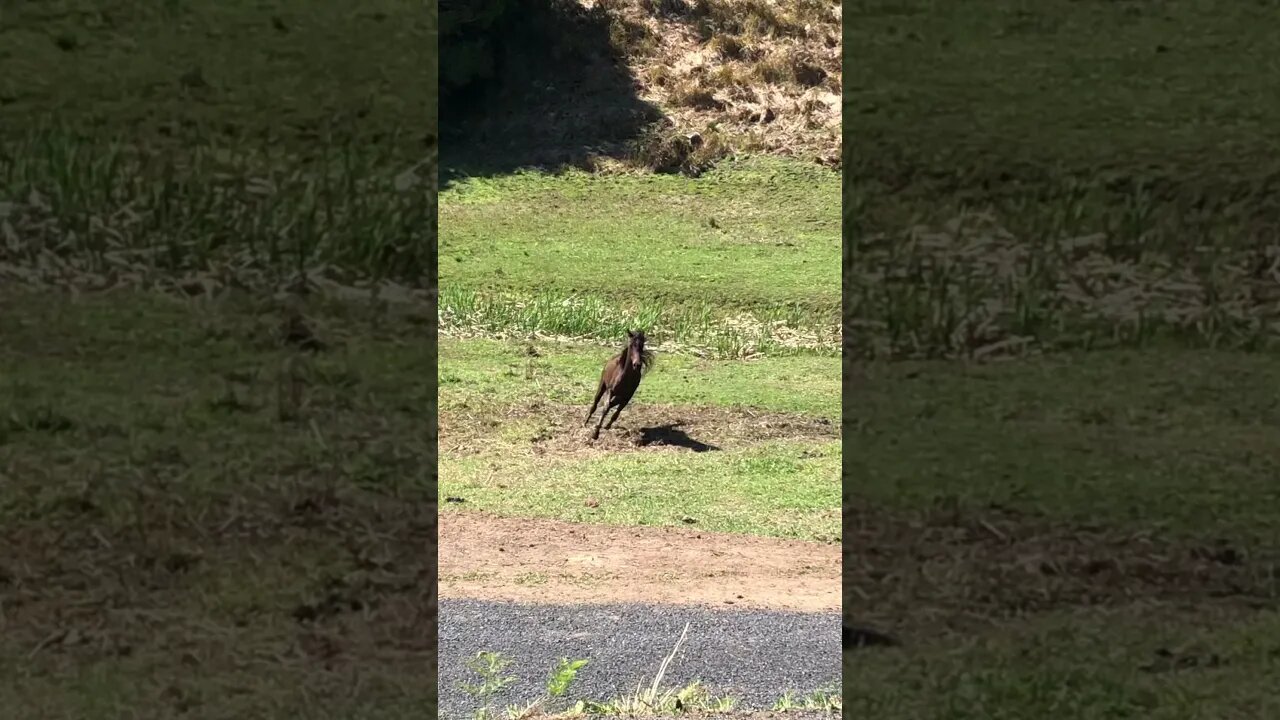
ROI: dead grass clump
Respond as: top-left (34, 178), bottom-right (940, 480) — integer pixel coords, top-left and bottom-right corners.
top-left (691, 0), bottom-right (786, 39)
top-left (608, 14), bottom-right (659, 56)
top-left (751, 46), bottom-right (828, 88)
top-left (648, 63), bottom-right (675, 88)
top-left (707, 33), bottom-right (744, 60)
top-left (629, 123), bottom-right (731, 175)
top-left (691, 0), bottom-right (835, 40)
top-left (668, 78), bottom-right (724, 110)
top-left (640, 0), bottom-right (694, 17)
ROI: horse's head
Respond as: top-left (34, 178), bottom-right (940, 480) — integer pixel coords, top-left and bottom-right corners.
top-left (626, 330), bottom-right (652, 371)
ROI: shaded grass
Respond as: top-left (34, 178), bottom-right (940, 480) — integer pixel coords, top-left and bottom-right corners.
top-left (2, 659), bottom-right (436, 720)
top-left (440, 441), bottom-right (840, 541)
top-left (844, 1), bottom-right (1280, 357)
top-left (1, 129), bottom-right (431, 285)
top-left (0, 0), bottom-right (434, 286)
top-left (440, 156), bottom-right (839, 321)
top-left (0, 288), bottom-right (437, 718)
top-left (0, 2), bottom-right (436, 717)
top-left (848, 350), bottom-right (1280, 717)
top-left (0, 0), bottom-right (430, 145)
top-left (847, 212), bottom-right (1280, 359)
top-left (846, 608), bottom-right (1280, 719)
top-left (845, 0), bottom-right (1280, 205)
top-left (845, 3), bottom-right (1280, 715)
top-left (852, 350), bottom-right (1280, 543)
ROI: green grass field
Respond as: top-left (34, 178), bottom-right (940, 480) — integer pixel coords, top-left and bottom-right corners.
top-left (438, 158), bottom-right (841, 546)
top-left (1, 2), bottom-right (436, 718)
top-left (441, 158), bottom-right (840, 357)
top-left (441, 337), bottom-right (840, 539)
top-left (846, 2), bottom-right (1280, 717)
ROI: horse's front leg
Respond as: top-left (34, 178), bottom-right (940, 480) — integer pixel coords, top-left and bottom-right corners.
top-left (591, 403), bottom-right (610, 440)
top-left (584, 383), bottom-right (607, 426)
top-left (604, 403), bottom-right (626, 429)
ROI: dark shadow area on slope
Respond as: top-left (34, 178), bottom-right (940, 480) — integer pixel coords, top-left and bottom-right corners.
top-left (440, 0), bottom-right (662, 189)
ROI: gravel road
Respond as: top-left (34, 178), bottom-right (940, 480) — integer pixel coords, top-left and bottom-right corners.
top-left (438, 599), bottom-right (841, 719)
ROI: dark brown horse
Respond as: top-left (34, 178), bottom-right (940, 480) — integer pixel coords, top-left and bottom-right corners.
top-left (584, 329), bottom-right (654, 440)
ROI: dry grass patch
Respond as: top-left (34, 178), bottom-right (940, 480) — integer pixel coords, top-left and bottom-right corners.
top-left (591, 0), bottom-right (841, 168)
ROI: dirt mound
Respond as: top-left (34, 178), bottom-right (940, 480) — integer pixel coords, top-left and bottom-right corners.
top-left (438, 511), bottom-right (839, 612)
top-left (845, 498), bottom-right (1279, 638)
top-left (440, 402), bottom-right (837, 456)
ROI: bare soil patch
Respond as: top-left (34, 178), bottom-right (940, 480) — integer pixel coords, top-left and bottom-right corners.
top-left (845, 497), bottom-right (1280, 640)
top-left (441, 402), bottom-right (837, 457)
top-left (439, 511), bottom-right (839, 613)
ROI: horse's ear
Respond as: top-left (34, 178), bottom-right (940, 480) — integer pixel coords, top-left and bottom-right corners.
top-left (627, 330), bottom-right (635, 338)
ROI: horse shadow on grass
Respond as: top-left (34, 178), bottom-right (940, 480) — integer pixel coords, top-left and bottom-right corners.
top-left (636, 423), bottom-right (720, 453)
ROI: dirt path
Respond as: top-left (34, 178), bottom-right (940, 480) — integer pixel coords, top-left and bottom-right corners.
top-left (438, 511), bottom-right (840, 613)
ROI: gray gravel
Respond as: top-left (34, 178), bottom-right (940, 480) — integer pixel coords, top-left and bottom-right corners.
top-left (439, 599), bottom-right (840, 719)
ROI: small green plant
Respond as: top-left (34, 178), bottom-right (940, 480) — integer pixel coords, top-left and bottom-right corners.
top-left (586, 680), bottom-right (738, 716)
top-left (460, 651), bottom-right (517, 720)
top-left (460, 655), bottom-right (592, 719)
top-left (773, 685), bottom-right (841, 712)
top-left (546, 658), bottom-right (590, 699)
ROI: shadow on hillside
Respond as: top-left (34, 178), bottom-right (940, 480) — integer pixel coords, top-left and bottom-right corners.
top-left (440, 0), bottom-right (662, 189)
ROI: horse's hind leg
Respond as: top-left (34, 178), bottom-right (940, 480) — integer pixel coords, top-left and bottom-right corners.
top-left (584, 382), bottom-right (607, 426)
